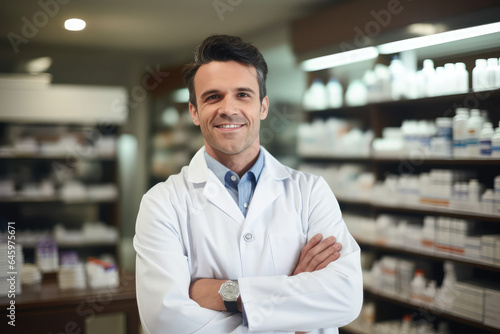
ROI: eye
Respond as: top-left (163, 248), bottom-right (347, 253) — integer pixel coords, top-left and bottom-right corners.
top-left (237, 92), bottom-right (249, 98)
top-left (206, 94), bottom-right (220, 101)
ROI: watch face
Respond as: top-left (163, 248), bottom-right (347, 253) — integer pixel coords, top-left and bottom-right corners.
top-left (220, 281), bottom-right (239, 301)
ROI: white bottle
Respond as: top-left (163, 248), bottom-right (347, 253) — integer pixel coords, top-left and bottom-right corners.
top-left (411, 269), bottom-right (427, 300)
top-left (444, 63), bottom-right (456, 95)
top-left (326, 78), bottom-right (343, 108)
top-left (468, 179), bottom-right (482, 212)
top-left (495, 176), bottom-right (500, 215)
top-left (363, 70), bottom-right (377, 103)
top-left (422, 59), bottom-right (435, 97)
top-left (498, 57), bottom-right (500, 89)
top-left (492, 122), bottom-right (500, 158)
top-left (482, 189), bottom-right (495, 215)
top-left (480, 122), bottom-right (494, 157)
top-left (436, 117), bottom-right (453, 156)
top-left (374, 63), bottom-right (392, 101)
top-left (425, 280), bottom-right (437, 303)
top-left (435, 66), bottom-right (446, 96)
top-left (309, 78), bottom-right (328, 110)
top-left (452, 108), bottom-right (469, 157)
top-left (455, 62), bottom-right (469, 94)
top-left (472, 59), bottom-right (487, 91)
top-left (345, 79), bottom-right (367, 107)
top-left (466, 109), bottom-right (483, 157)
top-left (390, 56), bottom-right (406, 100)
top-left (487, 58), bottom-right (499, 89)
top-left (422, 216), bottom-right (436, 250)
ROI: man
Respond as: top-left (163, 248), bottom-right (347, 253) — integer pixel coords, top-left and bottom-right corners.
top-left (134, 34), bottom-right (362, 334)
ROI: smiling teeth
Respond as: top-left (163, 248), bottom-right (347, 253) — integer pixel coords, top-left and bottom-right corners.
top-left (218, 124), bottom-right (242, 128)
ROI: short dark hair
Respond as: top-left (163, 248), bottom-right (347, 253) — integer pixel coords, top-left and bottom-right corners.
top-left (183, 34), bottom-right (268, 107)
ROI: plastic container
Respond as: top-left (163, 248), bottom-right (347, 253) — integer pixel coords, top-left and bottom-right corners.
top-left (479, 122), bottom-right (494, 157)
top-left (390, 56), bottom-right (406, 100)
top-left (444, 63), bottom-right (456, 95)
top-left (422, 59), bottom-right (435, 97)
top-left (487, 58), bottom-right (499, 89)
top-left (482, 189), bottom-right (495, 215)
top-left (326, 78), bottom-right (343, 108)
top-left (303, 78), bottom-right (328, 110)
top-left (495, 175), bottom-right (500, 215)
top-left (492, 122), bottom-right (500, 158)
top-left (466, 109), bottom-right (483, 157)
top-left (452, 108), bottom-right (469, 157)
top-left (468, 179), bottom-right (482, 205)
top-left (422, 216), bottom-right (436, 250)
top-left (455, 62), bottom-right (469, 93)
top-left (472, 59), bottom-right (487, 91)
top-left (411, 269), bottom-right (426, 300)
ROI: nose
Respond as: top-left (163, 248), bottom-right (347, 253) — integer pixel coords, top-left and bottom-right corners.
top-left (218, 96), bottom-right (239, 116)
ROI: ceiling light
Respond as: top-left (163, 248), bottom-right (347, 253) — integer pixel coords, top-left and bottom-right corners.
top-left (25, 57), bottom-right (52, 74)
top-left (301, 47), bottom-right (379, 72)
top-left (407, 23), bottom-right (447, 36)
top-left (64, 18), bottom-right (86, 31)
top-left (378, 21), bottom-right (500, 54)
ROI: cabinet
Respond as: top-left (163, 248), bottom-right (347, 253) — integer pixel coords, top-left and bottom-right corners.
top-left (300, 89), bottom-right (500, 334)
top-left (0, 122), bottom-right (121, 266)
top-left (0, 80), bottom-right (127, 273)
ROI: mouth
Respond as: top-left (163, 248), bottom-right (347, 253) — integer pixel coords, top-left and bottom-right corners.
top-left (215, 124), bottom-right (244, 129)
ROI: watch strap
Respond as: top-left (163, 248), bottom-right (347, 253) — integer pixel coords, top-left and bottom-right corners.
top-left (224, 300), bottom-right (239, 313)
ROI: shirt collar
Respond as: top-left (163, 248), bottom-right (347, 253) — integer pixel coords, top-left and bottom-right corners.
top-left (204, 149), bottom-right (265, 185)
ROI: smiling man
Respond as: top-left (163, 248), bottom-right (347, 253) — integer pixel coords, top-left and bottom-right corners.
top-left (189, 59), bottom-right (268, 174)
top-left (134, 34), bottom-right (362, 334)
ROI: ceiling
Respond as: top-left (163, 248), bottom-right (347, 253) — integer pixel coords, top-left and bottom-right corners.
top-left (0, 0), bottom-right (333, 55)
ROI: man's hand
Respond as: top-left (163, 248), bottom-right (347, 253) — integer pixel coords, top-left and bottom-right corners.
top-left (189, 278), bottom-right (242, 312)
top-left (293, 233), bottom-right (342, 276)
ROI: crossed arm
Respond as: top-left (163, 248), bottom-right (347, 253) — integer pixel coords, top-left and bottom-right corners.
top-left (189, 233), bottom-right (342, 333)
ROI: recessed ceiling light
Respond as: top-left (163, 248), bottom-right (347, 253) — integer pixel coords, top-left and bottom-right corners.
top-left (64, 18), bottom-right (86, 31)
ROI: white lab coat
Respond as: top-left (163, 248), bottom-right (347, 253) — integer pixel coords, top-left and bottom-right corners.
top-left (134, 146), bottom-right (362, 334)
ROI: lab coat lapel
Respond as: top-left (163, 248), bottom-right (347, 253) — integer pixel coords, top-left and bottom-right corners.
top-left (245, 148), bottom-right (290, 224)
top-left (187, 147), bottom-right (244, 226)
top-left (203, 174), bottom-right (245, 225)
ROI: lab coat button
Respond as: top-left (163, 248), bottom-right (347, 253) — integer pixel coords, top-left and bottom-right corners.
top-left (243, 233), bottom-right (253, 242)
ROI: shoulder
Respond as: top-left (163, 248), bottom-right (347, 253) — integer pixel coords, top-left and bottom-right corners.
top-left (143, 166), bottom-right (191, 202)
top-left (263, 150), bottom-right (326, 192)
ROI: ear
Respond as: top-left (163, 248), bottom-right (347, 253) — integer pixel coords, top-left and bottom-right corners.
top-left (260, 96), bottom-right (269, 120)
top-left (189, 102), bottom-right (200, 126)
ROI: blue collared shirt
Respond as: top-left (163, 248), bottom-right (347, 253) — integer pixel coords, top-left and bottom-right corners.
top-left (204, 149), bottom-right (265, 217)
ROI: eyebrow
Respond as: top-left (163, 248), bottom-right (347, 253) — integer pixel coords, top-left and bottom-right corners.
top-left (200, 87), bottom-right (256, 100)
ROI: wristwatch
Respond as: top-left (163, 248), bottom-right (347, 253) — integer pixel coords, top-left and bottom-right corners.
top-left (218, 280), bottom-right (240, 312)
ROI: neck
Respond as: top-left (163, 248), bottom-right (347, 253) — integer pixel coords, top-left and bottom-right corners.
top-left (206, 146), bottom-right (260, 178)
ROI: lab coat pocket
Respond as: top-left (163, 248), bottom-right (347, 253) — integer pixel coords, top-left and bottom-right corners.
top-left (268, 233), bottom-right (306, 276)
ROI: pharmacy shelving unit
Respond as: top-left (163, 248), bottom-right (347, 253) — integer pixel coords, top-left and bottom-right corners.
top-left (301, 89), bottom-right (500, 334)
top-left (0, 124), bottom-right (122, 266)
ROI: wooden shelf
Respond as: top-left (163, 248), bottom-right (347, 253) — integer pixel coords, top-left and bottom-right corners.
top-left (301, 155), bottom-right (500, 165)
top-left (365, 287), bottom-right (500, 333)
top-left (356, 239), bottom-right (500, 272)
top-left (0, 273), bottom-right (139, 333)
top-left (336, 196), bottom-right (500, 223)
top-left (0, 154), bottom-right (115, 160)
top-left (371, 202), bottom-right (500, 223)
top-left (21, 242), bottom-right (118, 249)
top-left (304, 88), bottom-right (500, 115)
top-left (0, 196), bottom-right (118, 204)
